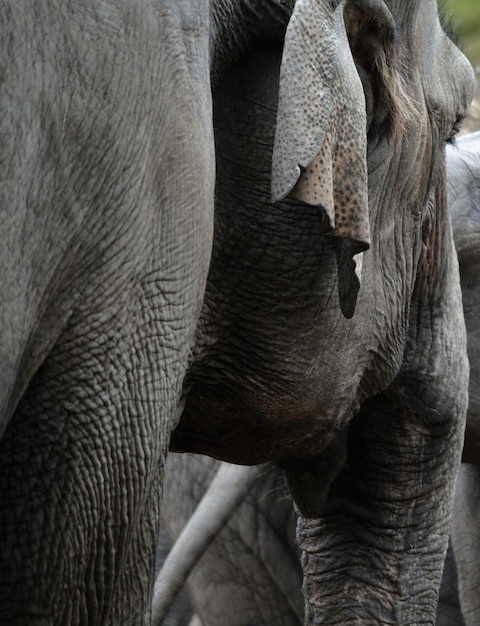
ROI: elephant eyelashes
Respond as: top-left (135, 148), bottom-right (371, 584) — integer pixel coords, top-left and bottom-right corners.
top-left (447, 117), bottom-right (465, 145)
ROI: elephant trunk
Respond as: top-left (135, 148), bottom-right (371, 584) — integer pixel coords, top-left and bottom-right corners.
top-left (152, 462), bottom-right (265, 625)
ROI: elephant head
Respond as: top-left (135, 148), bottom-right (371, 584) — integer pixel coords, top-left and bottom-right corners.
top-left (173, 0), bottom-right (473, 469)
top-left (171, 0), bottom-right (474, 623)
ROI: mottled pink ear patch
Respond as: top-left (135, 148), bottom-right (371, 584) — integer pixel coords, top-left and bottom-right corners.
top-left (291, 132), bottom-right (336, 230)
top-left (271, 0), bottom-right (371, 317)
top-left (290, 107), bottom-right (370, 254)
top-left (292, 150), bottom-right (370, 249)
top-left (289, 96), bottom-right (370, 318)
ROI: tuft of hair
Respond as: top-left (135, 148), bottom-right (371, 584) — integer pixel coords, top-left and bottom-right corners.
top-left (373, 36), bottom-right (421, 135)
top-left (344, 4), bottom-right (421, 138)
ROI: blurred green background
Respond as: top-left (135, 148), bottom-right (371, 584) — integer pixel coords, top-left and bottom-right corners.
top-left (444, 0), bottom-right (480, 67)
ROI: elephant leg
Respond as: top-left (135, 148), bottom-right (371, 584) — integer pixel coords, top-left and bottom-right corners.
top-left (0, 158), bottom-right (213, 625)
top-left (0, 313), bottom-right (174, 624)
top-left (297, 391), bottom-right (465, 625)
top-left (450, 464), bottom-right (480, 626)
top-left (0, 32), bottom-right (214, 617)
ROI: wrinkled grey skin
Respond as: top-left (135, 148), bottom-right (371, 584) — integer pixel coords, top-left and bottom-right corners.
top-left (159, 462), bottom-right (464, 626)
top-left (0, 1), bottom-right (473, 624)
top-left (0, 1), bottom-right (292, 624)
top-left (0, 2), bottom-right (215, 624)
top-left (450, 467), bottom-right (480, 626)
top-left (446, 131), bottom-right (480, 626)
top-left (437, 540), bottom-right (464, 626)
top-left (159, 132), bottom-right (480, 626)
top-left (171, 1), bottom-right (473, 623)
top-left (448, 132), bottom-right (480, 466)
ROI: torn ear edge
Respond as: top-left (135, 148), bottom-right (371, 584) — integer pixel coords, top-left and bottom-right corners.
top-left (271, 0), bottom-right (420, 206)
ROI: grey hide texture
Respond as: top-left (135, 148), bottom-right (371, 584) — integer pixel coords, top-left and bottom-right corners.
top-left (0, 1), bottom-right (475, 624)
top-left (158, 132), bottom-right (480, 626)
top-left (447, 131), bottom-right (480, 626)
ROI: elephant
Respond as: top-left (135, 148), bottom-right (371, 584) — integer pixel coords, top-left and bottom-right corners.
top-left (445, 130), bottom-right (480, 626)
top-left (0, 1), bottom-right (473, 625)
top-left (0, 2), bottom-right (216, 623)
top-left (159, 456), bottom-right (300, 625)
top-left (449, 466), bottom-right (480, 626)
top-left (448, 131), bottom-right (480, 466)
top-left (157, 131), bottom-right (480, 626)
top-left (165, 1), bottom-right (474, 623)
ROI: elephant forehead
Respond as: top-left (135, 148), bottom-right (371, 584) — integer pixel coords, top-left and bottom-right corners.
top-left (408, 0), bottom-right (474, 120)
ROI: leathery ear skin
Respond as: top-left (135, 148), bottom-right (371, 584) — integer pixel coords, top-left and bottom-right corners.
top-left (272, 0), bottom-right (403, 318)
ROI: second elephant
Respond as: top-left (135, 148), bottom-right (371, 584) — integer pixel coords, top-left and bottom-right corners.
top-left (446, 131), bottom-right (480, 626)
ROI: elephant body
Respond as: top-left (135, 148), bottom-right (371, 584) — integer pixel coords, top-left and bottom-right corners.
top-left (0, 2), bottom-right (216, 623)
top-left (172, 2), bottom-right (473, 623)
top-left (447, 131), bottom-right (480, 626)
top-left (0, 0), bottom-right (474, 624)
top-left (159, 132), bottom-right (480, 626)
top-left (448, 131), bottom-right (480, 465)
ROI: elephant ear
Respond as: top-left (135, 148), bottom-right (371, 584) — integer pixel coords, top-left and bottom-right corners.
top-left (272, 0), bottom-right (396, 318)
